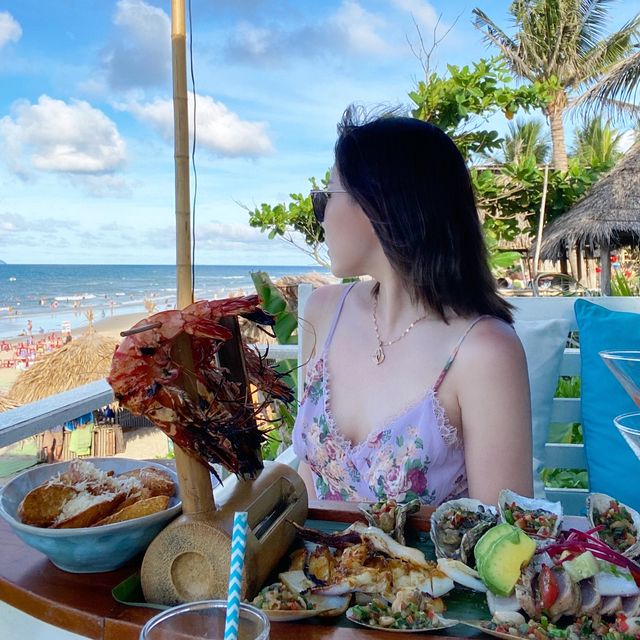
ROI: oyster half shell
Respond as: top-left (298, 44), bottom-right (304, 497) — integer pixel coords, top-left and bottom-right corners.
top-left (430, 498), bottom-right (498, 564)
top-left (587, 492), bottom-right (640, 558)
top-left (498, 489), bottom-right (562, 545)
top-left (358, 498), bottom-right (420, 545)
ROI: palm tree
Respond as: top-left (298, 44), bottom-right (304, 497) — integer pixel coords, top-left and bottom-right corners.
top-left (502, 118), bottom-right (550, 164)
top-left (473, 1), bottom-right (640, 170)
top-left (577, 50), bottom-right (640, 118)
top-left (571, 116), bottom-right (623, 169)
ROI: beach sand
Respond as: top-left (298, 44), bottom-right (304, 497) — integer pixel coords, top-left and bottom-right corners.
top-left (0, 312), bottom-right (147, 393)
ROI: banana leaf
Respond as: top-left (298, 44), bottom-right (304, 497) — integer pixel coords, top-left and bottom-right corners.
top-left (251, 271), bottom-right (298, 345)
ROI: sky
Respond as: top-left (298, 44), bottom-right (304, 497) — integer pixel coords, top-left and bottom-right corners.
top-left (0, 1), bottom-right (638, 266)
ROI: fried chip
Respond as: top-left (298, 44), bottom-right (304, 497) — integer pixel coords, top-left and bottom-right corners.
top-left (138, 467), bottom-right (175, 497)
top-left (52, 492), bottom-right (126, 529)
top-left (18, 484), bottom-right (79, 527)
top-left (93, 495), bottom-right (170, 526)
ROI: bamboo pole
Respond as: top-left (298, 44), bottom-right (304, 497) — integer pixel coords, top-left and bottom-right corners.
top-left (171, 0), bottom-right (214, 514)
top-left (531, 164), bottom-right (549, 297)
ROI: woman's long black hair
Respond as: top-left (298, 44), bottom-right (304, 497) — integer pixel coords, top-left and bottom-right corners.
top-left (334, 106), bottom-right (513, 324)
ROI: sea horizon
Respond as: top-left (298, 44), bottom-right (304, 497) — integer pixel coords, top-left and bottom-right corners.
top-left (0, 263), bottom-right (329, 340)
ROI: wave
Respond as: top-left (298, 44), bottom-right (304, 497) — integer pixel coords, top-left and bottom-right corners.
top-left (54, 294), bottom-right (96, 301)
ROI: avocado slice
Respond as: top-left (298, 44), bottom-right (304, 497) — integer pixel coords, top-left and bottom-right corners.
top-left (474, 523), bottom-right (515, 564)
top-left (476, 526), bottom-right (536, 596)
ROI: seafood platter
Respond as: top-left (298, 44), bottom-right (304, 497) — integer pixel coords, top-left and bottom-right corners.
top-left (246, 491), bottom-right (640, 638)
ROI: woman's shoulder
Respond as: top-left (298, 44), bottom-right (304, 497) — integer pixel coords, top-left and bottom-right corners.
top-left (303, 282), bottom-right (357, 321)
top-left (455, 316), bottom-right (525, 369)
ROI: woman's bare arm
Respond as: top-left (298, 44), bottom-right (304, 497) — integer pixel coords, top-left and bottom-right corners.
top-left (456, 321), bottom-right (533, 504)
top-left (297, 461), bottom-right (317, 499)
top-left (294, 285), bottom-right (344, 501)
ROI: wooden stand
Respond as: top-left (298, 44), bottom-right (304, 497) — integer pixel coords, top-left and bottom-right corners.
top-left (141, 462), bottom-right (308, 604)
top-left (140, 315), bottom-right (308, 605)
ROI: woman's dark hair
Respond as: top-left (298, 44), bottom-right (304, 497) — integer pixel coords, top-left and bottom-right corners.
top-left (335, 105), bottom-right (513, 324)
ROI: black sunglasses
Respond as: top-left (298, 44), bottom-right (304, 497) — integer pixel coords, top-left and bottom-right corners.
top-left (310, 189), bottom-right (347, 223)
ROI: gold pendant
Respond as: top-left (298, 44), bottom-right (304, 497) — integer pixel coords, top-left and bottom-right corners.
top-left (374, 346), bottom-right (385, 365)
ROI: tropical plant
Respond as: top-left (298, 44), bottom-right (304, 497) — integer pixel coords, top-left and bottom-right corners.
top-left (570, 116), bottom-right (623, 169)
top-left (497, 118), bottom-right (550, 165)
top-left (541, 375), bottom-right (587, 489)
top-left (245, 175), bottom-right (329, 267)
top-left (577, 49), bottom-right (640, 119)
top-left (409, 56), bottom-right (551, 159)
top-left (250, 271), bottom-right (299, 460)
top-left (473, 0), bottom-right (640, 170)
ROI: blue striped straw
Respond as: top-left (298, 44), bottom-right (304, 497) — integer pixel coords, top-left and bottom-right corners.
top-left (224, 511), bottom-right (249, 640)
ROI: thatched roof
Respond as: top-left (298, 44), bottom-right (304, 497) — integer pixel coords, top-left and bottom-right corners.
top-left (9, 331), bottom-right (119, 404)
top-left (539, 142), bottom-right (640, 259)
top-left (0, 394), bottom-right (18, 412)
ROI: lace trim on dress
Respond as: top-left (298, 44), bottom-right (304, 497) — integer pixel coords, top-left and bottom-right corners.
top-left (321, 354), bottom-right (461, 452)
top-left (430, 392), bottom-right (461, 448)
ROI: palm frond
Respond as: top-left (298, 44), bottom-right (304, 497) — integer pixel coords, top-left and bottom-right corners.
top-left (578, 0), bottom-right (617, 51)
top-left (472, 7), bottom-right (536, 79)
top-left (576, 49), bottom-right (640, 118)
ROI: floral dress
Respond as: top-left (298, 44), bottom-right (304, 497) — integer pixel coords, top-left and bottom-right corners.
top-left (292, 283), bottom-right (482, 506)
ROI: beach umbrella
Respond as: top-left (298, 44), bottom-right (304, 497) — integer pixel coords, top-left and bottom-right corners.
top-left (8, 331), bottom-right (119, 405)
top-left (0, 394), bottom-right (18, 412)
top-left (536, 141), bottom-right (640, 294)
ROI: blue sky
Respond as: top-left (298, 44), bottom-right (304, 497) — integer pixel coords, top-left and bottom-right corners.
top-left (0, 1), bottom-right (637, 266)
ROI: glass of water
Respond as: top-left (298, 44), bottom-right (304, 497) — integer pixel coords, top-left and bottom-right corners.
top-left (140, 600), bottom-right (270, 640)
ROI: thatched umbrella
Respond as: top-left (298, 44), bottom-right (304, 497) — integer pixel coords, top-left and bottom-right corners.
top-left (0, 394), bottom-right (18, 412)
top-left (538, 142), bottom-right (640, 294)
top-left (8, 331), bottom-right (119, 404)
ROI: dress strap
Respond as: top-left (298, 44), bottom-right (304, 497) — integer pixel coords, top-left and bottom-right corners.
top-left (321, 282), bottom-right (358, 353)
top-left (433, 315), bottom-right (492, 392)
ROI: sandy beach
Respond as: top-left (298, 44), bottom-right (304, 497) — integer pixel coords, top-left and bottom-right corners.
top-left (0, 312), bottom-right (148, 394)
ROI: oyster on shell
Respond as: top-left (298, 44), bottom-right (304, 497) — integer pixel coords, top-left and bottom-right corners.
top-left (430, 498), bottom-right (498, 564)
top-left (498, 489), bottom-right (562, 544)
top-left (358, 498), bottom-right (420, 545)
top-left (587, 492), bottom-right (640, 558)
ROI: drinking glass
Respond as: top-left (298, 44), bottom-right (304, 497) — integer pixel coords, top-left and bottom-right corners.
top-left (613, 412), bottom-right (640, 461)
top-left (599, 350), bottom-right (640, 460)
top-left (140, 600), bottom-right (270, 640)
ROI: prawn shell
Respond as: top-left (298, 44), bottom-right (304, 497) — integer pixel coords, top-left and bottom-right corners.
top-left (586, 492), bottom-right (640, 559)
top-left (497, 489), bottom-right (562, 546)
top-left (430, 498), bottom-right (498, 560)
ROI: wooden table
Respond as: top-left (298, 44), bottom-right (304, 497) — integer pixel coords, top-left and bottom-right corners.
top-left (0, 500), bottom-right (472, 640)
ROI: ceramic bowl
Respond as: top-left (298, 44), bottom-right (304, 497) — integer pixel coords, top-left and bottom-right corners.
top-left (0, 457), bottom-right (181, 573)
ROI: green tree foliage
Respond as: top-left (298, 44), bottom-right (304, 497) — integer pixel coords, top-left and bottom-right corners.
top-left (493, 118), bottom-right (550, 165)
top-left (473, 0), bottom-right (640, 170)
top-left (409, 57), bottom-right (551, 159)
top-left (570, 116), bottom-right (623, 170)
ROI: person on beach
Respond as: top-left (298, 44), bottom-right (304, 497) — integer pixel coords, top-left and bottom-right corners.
top-left (292, 107), bottom-right (532, 506)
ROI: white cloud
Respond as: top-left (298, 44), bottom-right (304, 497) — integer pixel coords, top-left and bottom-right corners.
top-left (124, 94), bottom-right (273, 157)
top-left (0, 96), bottom-right (126, 177)
top-left (390, 0), bottom-right (441, 31)
top-left (102, 0), bottom-right (170, 90)
top-left (0, 11), bottom-right (21, 48)
top-left (331, 1), bottom-right (392, 55)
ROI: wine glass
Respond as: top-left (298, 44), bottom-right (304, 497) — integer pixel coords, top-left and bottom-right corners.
top-left (599, 350), bottom-right (640, 460)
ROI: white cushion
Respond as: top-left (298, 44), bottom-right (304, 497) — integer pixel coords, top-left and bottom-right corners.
top-left (513, 318), bottom-right (571, 497)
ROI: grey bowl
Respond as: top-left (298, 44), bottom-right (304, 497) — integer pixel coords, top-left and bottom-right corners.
top-left (0, 457), bottom-right (182, 573)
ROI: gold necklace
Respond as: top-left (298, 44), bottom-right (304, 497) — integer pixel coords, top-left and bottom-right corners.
top-left (371, 294), bottom-right (429, 365)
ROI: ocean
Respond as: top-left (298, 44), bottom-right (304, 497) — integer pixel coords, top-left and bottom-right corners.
top-left (0, 264), bottom-right (329, 340)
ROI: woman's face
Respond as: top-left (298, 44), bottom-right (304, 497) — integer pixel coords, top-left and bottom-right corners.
top-left (323, 166), bottom-right (381, 278)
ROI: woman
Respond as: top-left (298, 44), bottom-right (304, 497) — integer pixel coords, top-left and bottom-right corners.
top-left (292, 107), bottom-right (532, 506)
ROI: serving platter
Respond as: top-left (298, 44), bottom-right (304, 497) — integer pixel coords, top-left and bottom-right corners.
top-left (458, 620), bottom-right (522, 640)
top-left (346, 608), bottom-right (460, 633)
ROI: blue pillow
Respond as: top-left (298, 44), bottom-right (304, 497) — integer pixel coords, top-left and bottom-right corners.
top-left (574, 299), bottom-right (640, 511)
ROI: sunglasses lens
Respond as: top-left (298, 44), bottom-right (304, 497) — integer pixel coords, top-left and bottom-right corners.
top-left (311, 191), bottom-right (328, 223)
